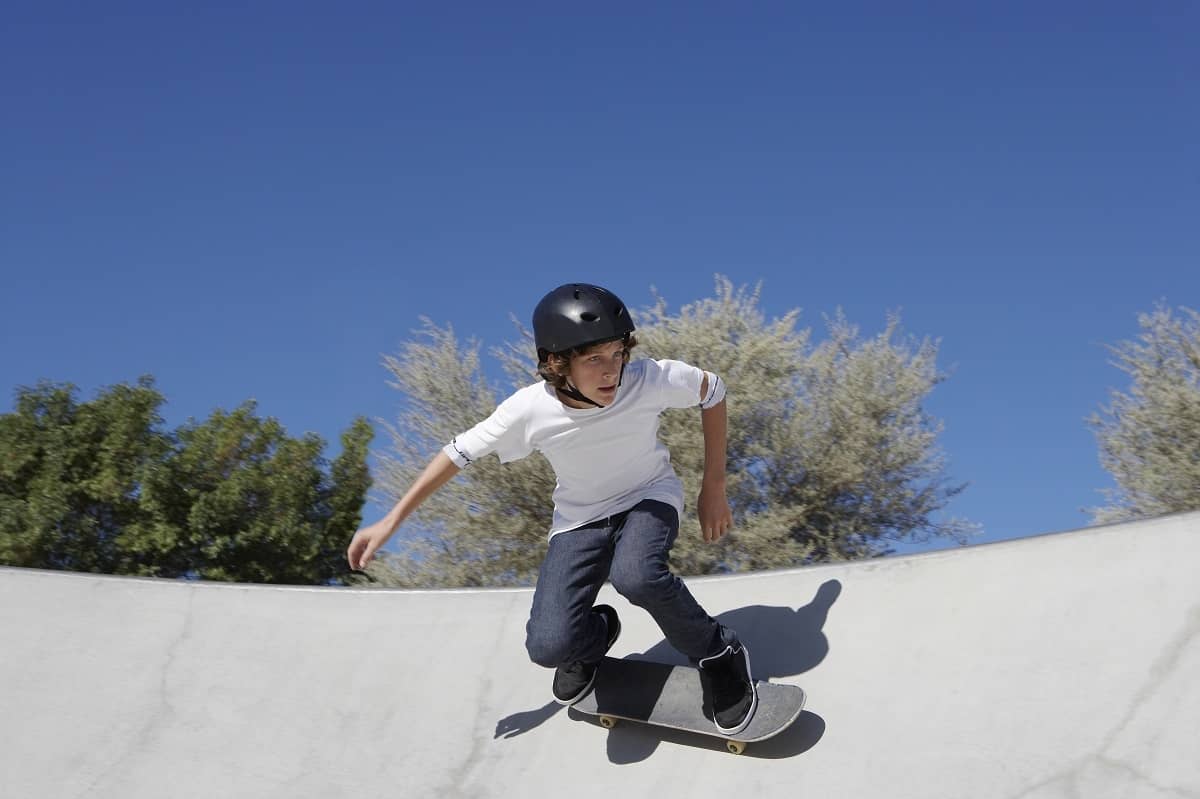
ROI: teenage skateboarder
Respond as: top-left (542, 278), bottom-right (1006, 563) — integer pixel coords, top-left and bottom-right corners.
top-left (348, 283), bottom-right (757, 734)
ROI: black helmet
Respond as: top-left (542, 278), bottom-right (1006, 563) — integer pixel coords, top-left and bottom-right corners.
top-left (532, 283), bottom-right (635, 355)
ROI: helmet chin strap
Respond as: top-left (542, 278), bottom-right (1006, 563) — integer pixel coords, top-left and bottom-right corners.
top-left (556, 382), bottom-right (603, 408)
top-left (557, 362), bottom-right (627, 409)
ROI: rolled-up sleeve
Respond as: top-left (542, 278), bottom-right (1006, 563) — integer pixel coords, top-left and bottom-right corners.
top-left (442, 394), bottom-right (531, 467)
top-left (653, 359), bottom-right (724, 410)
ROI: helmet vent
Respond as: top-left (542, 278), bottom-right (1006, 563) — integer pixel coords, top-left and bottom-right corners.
top-left (532, 283), bottom-right (635, 355)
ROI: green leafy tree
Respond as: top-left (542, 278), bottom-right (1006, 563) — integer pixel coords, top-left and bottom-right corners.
top-left (369, 278), bottom-right (974, 588)
top-left (1089, 303), bottom-right (1200, 523)
top-left (0, 377), bottom-right (170, 573)
top-left (0, 378), bottom-right (372, 584)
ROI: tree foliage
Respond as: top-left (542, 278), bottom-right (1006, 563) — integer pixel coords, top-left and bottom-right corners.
top-left (369, 278), bottom-right (973, 588)
top-left (370, 324), bottom-right (556, 587)
top-left (1089, 303), bottom-right (1200, 523)
top-left (0, 377), bottom-right (372, 584)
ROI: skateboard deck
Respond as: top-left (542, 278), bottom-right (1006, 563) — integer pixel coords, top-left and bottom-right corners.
top-left (573, 656), bottom-right (806, 754)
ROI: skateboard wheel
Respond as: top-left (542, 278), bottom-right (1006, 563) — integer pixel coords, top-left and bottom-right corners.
top-left (599, 716), bottom-right (617, 729)
top-left (726, 741), bottom-right (745, 755)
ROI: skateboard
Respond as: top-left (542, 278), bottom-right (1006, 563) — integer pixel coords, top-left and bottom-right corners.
top-left (573, 656), bottom-right (806, 754)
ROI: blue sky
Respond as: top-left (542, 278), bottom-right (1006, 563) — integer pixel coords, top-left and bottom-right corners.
top-left (3, 3), bottom-right (1197, 556)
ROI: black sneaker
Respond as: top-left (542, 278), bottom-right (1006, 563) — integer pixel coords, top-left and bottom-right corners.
top-left (699, 642), bottom-right (758, 735)
top-left (552, 605), bottom-right (621, 705)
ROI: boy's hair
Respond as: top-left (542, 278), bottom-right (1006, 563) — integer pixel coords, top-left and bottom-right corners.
top-left (537, 335), bottom-right (639, 389)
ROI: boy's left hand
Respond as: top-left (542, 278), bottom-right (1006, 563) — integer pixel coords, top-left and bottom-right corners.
top-left (697, 481), bottom-right (733, 543)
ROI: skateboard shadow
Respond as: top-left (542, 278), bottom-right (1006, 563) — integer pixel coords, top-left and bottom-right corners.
top-left (640, 577), bottom-right (842, 679)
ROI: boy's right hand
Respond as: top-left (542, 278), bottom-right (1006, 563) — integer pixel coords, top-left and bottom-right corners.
top-left (347, 518), bottom-right (394, 571)
top-left (346, 451), bottom-right (459, 572)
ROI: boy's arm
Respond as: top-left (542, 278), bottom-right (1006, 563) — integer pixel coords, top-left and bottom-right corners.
top-left (347, 451), bottom-right (460, 569)
top-left (697, 375), bottom-right (733, 543)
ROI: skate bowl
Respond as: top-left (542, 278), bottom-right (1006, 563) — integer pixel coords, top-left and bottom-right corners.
top-left (2, 511), bottom-right (1198, 798)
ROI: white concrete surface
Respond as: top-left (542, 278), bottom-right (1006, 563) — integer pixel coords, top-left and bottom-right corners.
top-left (2, 512), bottom-right (1198, 799)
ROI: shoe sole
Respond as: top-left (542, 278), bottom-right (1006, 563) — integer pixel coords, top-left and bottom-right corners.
top-left (553, 669), bottom-right (599, 706)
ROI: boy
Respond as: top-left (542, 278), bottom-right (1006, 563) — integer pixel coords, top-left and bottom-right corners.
top-left (347, 283), bottom-right (757, 734)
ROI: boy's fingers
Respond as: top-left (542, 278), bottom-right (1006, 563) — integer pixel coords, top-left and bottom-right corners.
top-left (348, 538), bottom-right (372, 571)
top-left (704, 519), bottom-right (729, 543)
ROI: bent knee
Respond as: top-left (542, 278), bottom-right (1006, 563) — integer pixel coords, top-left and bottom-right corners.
top-left (525, 625), bottom-right (575, 668)
top-left (610, 561), bottom-right (674, 606)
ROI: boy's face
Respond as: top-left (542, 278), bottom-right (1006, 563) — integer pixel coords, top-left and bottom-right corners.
top-left (567, 340), bottom-right (626, 406)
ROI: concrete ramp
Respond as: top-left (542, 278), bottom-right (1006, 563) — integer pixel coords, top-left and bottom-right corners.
top-left (2, 512), bottom-right (1198, 798)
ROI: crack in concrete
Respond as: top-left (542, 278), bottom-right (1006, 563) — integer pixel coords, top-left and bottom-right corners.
top-left (1011, 602), bottom-right (1200, 799)
top-left (74, 587), bottom-right (197, 799)
top-left (439, 594), bottom-right (524, 799)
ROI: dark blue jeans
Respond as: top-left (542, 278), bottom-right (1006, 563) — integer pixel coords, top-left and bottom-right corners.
top-left (525, 499), bottom-right (736, 668)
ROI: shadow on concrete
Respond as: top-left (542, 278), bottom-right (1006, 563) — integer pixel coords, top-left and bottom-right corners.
top-left (640, 578), bottom-right (842, 679)
top-left (494, 701), bottom-right (563, 740)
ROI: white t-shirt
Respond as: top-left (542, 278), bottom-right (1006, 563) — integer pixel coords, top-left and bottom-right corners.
top-left (442, 358), bottom-right (721, 538)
